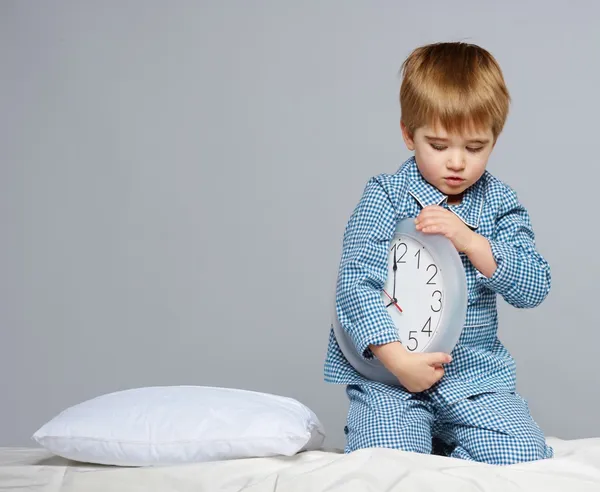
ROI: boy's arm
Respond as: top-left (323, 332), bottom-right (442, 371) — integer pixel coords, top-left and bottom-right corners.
top-left (336, 176), bottom-right (402, 359)
top-left (467, 188), bottom-right (551, 308)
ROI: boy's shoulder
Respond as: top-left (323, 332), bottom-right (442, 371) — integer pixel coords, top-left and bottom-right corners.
top-left (478, 170), bottom-right (523, 211)
top-left (363, 158), bottom-right (416, 211)
top-left (368, 156), bottom-right (418, 192)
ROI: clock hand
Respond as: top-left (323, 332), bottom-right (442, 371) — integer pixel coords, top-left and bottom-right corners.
top-left (393, 247), bottom-right (397, 299)
top-left (382, 289), bottom-right (403, 313)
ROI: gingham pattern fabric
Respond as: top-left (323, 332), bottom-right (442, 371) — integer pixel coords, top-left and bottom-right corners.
top-left (324, 156), bottom-right (552, 463)
top-left (345, 384), bottom-right (553, 465)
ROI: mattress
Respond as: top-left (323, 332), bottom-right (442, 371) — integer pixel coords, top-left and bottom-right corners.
top-left (1, 437), bottom-right (600, 491)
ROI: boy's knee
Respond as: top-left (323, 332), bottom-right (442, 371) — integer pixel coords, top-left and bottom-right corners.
top-left (459, 432), bottom-right (551, 465)
top-left (449, 391), bottom-right (553, 465)
top-left (499, 417), bottom-right (553, 464)
top-left (497, 434), bottom-right (551, 465)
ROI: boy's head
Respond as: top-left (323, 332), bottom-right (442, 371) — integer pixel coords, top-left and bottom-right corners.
top-left (399, 42), bottom-right (510, 202)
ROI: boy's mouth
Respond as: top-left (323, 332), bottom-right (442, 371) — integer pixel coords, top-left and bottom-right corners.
top-left (444, 176), bottom-right (465, 187)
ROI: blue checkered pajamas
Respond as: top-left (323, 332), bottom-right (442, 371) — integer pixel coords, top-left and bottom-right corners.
top-left (324, 156), bottom-right (553, 465)
top-left (345, 385), bottom-right (551, 464)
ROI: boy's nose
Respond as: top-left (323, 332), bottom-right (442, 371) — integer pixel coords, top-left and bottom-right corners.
top-left (446, 158), bottom-right (466, 171)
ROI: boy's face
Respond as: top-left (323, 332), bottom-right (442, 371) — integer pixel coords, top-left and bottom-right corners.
top-left (401, 121), bottom-right (495, 202)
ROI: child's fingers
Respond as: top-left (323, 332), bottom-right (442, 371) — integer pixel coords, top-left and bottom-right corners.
top-left (416, 214), bottom-right (450, 226)
top-left (426, 352), bottom-right (453, 365)
top-left (431, 366), bottom-right (445, 383)
top-left (415, 217), bottom-right (439, 229)
top-left (416, 207), bottom-right (450, 220)
top-left (420, 223), bottom-right (447, 234)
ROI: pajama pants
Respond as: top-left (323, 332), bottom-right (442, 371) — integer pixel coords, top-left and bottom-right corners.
top-left (344, 384), bottom-right (553, 465)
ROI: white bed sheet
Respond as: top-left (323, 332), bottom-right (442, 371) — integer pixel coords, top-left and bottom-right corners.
top-left (1, 437), bottom-right (600, 491)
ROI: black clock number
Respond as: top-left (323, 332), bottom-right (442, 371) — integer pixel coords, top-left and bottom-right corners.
top-left (414, 249), bottom-right (421, 269)
top-left (431, 290), bottom-right (442, 312)
top-left (407, 331), bottom-right (418, 351)
top-left (421, 317), bottom-right (432, 337)
top-left (426, 264), bottom-right (438, 285)
top-left (394, 242), bottom-right (407, 264)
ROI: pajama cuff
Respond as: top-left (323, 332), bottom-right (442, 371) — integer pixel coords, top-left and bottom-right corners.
top-left (355, 324), bottom-right (400, 360)
top-left (476, 239), bottom-right (518, 295)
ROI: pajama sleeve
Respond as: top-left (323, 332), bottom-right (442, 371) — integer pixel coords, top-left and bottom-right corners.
top-left (335, 176), bottom-right (402, 359)
top-left (476, 187), bottom-right (551, 308)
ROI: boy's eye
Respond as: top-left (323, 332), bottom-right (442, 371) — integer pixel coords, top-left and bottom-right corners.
top-left (430, 144), bottom-right (447, 151)
top-left (429, 143), bottom-right (485, 153)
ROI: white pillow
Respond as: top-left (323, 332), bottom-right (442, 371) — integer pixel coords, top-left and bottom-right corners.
top-left (32, 385), bottom-right (326, 466)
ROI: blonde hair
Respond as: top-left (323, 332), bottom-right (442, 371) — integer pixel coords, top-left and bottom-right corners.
top-left (400, 42), bottom-right (510, 138)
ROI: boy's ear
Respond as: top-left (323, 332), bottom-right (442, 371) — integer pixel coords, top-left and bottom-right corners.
top-left (400, 121), bottom-right (415, 151)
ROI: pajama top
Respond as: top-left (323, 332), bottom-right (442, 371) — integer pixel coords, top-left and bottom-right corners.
top-left (324, 156), bottom-right (551, 405)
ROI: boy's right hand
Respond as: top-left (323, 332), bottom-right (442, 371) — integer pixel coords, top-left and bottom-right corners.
top-left (370, 342), bottom-right (452, 393)
top-left (392, 350), bottom-right (452, 392)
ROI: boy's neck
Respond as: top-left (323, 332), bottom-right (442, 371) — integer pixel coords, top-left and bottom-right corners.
top-left (447, 193), bottom-right (463, 206)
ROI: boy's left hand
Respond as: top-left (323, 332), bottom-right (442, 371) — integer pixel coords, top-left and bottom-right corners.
top-left (415, 205), bottom-right (475, 253)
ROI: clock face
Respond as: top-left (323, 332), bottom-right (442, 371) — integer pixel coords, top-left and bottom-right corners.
top-left (382, 234), bottom-right (444, 352)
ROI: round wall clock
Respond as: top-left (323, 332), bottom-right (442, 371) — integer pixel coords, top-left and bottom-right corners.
top-left (332, 217), bottom-right (468, 385)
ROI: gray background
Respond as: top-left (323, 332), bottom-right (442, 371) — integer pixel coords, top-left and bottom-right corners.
top-left (2, 0), bottom-right (599, 449)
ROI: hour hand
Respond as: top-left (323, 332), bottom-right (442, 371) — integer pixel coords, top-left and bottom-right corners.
top-left (382, 289), bottom-right (402, 313)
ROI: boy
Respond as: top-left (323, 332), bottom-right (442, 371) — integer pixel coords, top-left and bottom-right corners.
top-left (324, 42), bottom-right (553, 465)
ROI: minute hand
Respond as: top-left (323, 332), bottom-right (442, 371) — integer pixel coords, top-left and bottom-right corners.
top-left (393, 246), bottom-right (398, 299)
